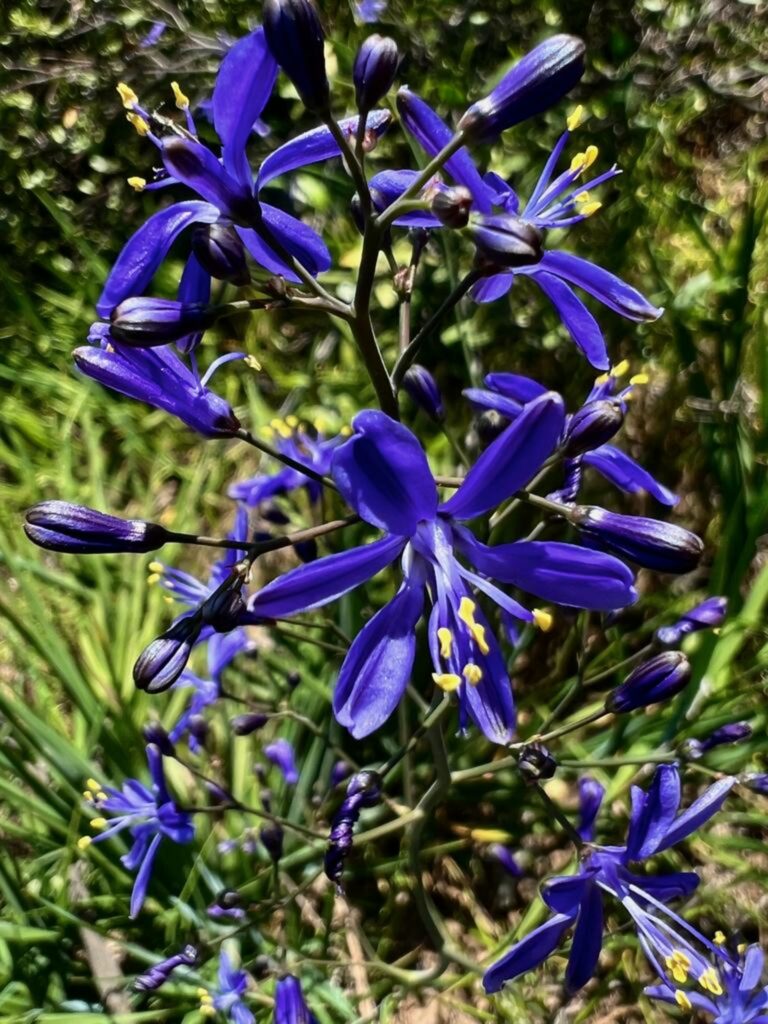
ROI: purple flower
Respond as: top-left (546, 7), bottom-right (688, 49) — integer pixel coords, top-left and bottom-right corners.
top-left (80, 745), bottom-right (195, 918)
top-left (201, 952), bottom-right (254, 1024)
top-left (169, 671), bottom-right (220, 753)
top-left (264, 738), bottom-right (300, 785)
top-left (682, 722), bottom-right (752, 761)
top-left (263, 0), bottom-right (329, 113)
top-left (483, 764), bottom-right (735, 994)
top-left (572, 506), bottom-right (704, 574)
top-left (354, 0), bottom-right (387, 23)
top-left (24, 501), bottom-right (170, 555)
top-left (246, 402), bottom-right (637, 742)
top-left (109, 296), bottom-right (215, 347)
top-left (274, 974), bottom-right (318, 1024)
top-left (325, 770), bottom-right (381, 887)
top-left (135, 944), bottom-right (197, 991)
top-left (353, 34), bottom-right (399, 112)
top-left (487, 844), bottom-right (523, 877)
top-left (656, 596), bottom-right (728, 647)
top-left (606, 651), bottom-right (692, 713)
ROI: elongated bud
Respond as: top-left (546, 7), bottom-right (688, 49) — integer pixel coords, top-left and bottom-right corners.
top-left (431, 186), bottom-right (473, 229)
top-left (135, 944), bottom-right (198, 991)
top-left (743, 773), bottom-right (768, 796)
top-left (201, 585), bottom-right (246, 632)
top-left (187, 714), bottom-right (209, 746)
top-left (264, 738), bottom-right (299, 784)
top-left (231, 712), bottom-right (270, 736)
top-left (324, 770), bottom-right (381, 888)
top-left (192, 223), bottom-right (250, 285)
top-left (563, 400), bottom-right (623, 456)
top-left (458, 34), bottom-right (586, 142)
top-left (518, 743), bottom-right (557, 784)
top-left (571, 506), bottom-right (704, 574)
top-left (656, 596), bottom-right (728, 646)
top-left (403, 364), bottom-right (445, 421)
top-left (110, 297), bottom-right (216, 347)
top-left (259, 822), bottom-right (284, 862)
top-left (133, 615), bottom-right (201, 694)
top-left (577, 777), bottom-right (605, 841)
top-left (354, 34), bottom-right (399, 111)
top-left (24, 501), bottom-right (169, 555)
top-left (470, 213), bottom-right (544, 268)
top-left (142, 721), bottom-right (176, 756)
top-left (606, 651), bottom-right (691, 713)
top-left (681, 721), bottom-right (751, 760)
top-left (263, 0), bottom-right (330, 112)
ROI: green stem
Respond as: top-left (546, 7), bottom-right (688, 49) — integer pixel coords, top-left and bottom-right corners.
top-left (375, 131), bottom-right (468, 230)
top-left (235, 427), bottom-right (337, 488)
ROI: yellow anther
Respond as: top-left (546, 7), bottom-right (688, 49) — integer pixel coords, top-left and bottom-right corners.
top-left (77, 835), bottom-right (92, 850)
top-left (86, 778), bottom-right (101, 793)
top-left (593, 372), bottom-right (610, 385)
top-left (270, 417), bottom-right (293, 439)
top-left (674, 990), bottom-right (692, 1011)
top-left (340, 425), bottom-right (353, 436)
top-left (738, 942), bottom-right (747, 955)
top-left (82, 791), bottom-right (93, 802)
top-left (437, 627), bottom-right (453, 660)
top-left (147, 573), bottom-right (161, 586)
top-left (96, 791), bottom-right (108, 802)
top-left (171, 81), bottom-right (190, 109)
top-left (262, 426), bottom-right (275, 440)
top-left (533, 608), bottom-right (554, 632)
top-left (665, 950), bottom-right (691, 985)
top-left (244, 355), bottom-right (262, 370)
top-left (611, 359), bottom-right (630, 378)
top-left (583, 144), bottom-right (598, 168)
top-left (458, 596), bottom-right (477, 626)
top-left (285, 414), bottom-right (299, 428)
top-left (432, 672), bottom-right (461, 693)
top-left (699, 968), bottom-right (723, 996)
top-left (127, 176), bottom-right (146, 192)
top-left (567, 105), bottom-right (585, 132)
top-left (199, 994), bottom-right (214, 1005)
top-left (575, 192), bottom-right (602, 217)
top-left (196, 988), bottom-right (209, 999)
top-left (574, 190), bottom-right (591, 203)
top-left (469, 827), bottom-right (512, 843)
top-left (90, 817), bottom-right (108, 830)
top-left (126, 112), bottom-right (150, 136)
top-left (462, 663), bottom-right (483, 685)
top-left (714, 930), bottom-right (726, 946)
top-left (148, 561), bottom-right (164, 574)
top-left (117, 82), bottom-right (139, 109)
top-left (630, 372), bottom-right (649, 386)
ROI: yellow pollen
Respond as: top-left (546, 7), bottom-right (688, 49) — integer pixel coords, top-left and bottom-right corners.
top-left (714, 930), bottom-right (726, 946)
top-left (583, 144), bottom-right (598, 168)
top-left (117, 82), bottom-right (139, 108)
top-left (262, 426), bottom-right (275, 440)
top-left (432, 672), bottom-right (461, 693)
top-left (82, 791), bottom-right (93, 802)
top-left (470, 827), bottom-right (512, 843)
top-left (126, 112), bottom-right (150, 136)
top-left (574, 190), bottom-right (591, 203)
top-left (458, 596), bottom-right (477, 626)
top-left (437, 627), bottom-right (453, 659)
top-left (593, 372), bottom-right (610, 385)
top-left (77, 835), bottom-right (92, 850)
top-left (738, 942), bottom-right (747, 955)
top-left (570, 152), bottom-right (586, 173)
top-left (147, 573), bottom-right (161, 586)
top-left (533, 608), bottom-right (553, 632)
top-left (285, 414), bottom-right (299, 428)
top-left (171, 81), bottom-right (190, 109)
top-left (200, 1006), bottom-right (216, 1018)
top-left (611, 359), bottom-right (630, 378)
top-left (566, 104), bottom-right (585, 132)
top-left (463, 663), bottom-right (483, 685)
top-left (90, 817), bottom-right (108, 830)
top-left (270, 417), bottom-right (293, 439)
top-left (244, 355), bottom-right (262, 370)
top-left (575, 195), bottom-right (602, 217)
top-left (96, 791), bottom-right (108, 802)
top-left (630, 372), bottom-right (649, 386)
top-left (675, 990), bottom-right (692, 1011)
top-left (196, 988), bottom-right (209, 999)
top-left (665, 950), bottom-right (691, 984)
top-left (199, 994), bottom-right (214, 1005)
top-left (86, 778), bottom-right (101, 792)
top-left (340, 425), bottom-right (353, 436)
top-left (127, 176), bottom-right (146, 192)
top-left (699, 968), bottom-right (723, 996)
top-left (148, 561), bottom-right (164, 574)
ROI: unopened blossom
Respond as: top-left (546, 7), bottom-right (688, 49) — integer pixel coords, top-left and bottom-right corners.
top-left (656, 596), bottom-right (728, 647)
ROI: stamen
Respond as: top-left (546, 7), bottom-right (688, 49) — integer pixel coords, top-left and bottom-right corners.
top-left (470, 827), bottom-right (511, 842)
top-left (583, 144), bottom-right (598, 169)
top-left (567, 104), bottom-right (585, 132)
top-left (126, 112), bottom-right (151, 136)
top-left (533, 608), bottom-right (553, 632)
top-left (171, 81), bottom-right (190, 110)
top-left (77, 835), bottom-right (92, 850)
top-left (340, 425), bottom-right (353, 436)
top-left (117, 82), bottom-right (139, 109)
top-left (462, 663), bottom-right (483, 685)
top-left (593, 372), bottom-right (610, 386)
top-left (630, 372), bottom-right (649, 386)
top-left (738, 942), bottom-right (747, 955)
top-left (90, 817), bottom-right (108, 830)
top-left (574, 191), bottom-right (602, 217)
top-left (147, 573), bottom-right (161, 586)
top-left (432, 672), bottom-right (461, 692)
top-left (148, 561), bottom-right (165, 574)
top-left (713, 931), bottom-right (726, 945)
top-left (437, 627), bottom-right (453, 659)
top-left (458, 597), bottom-right (490, 654)
top-left (285, 414), bottom-right (299, 428)
top-left (270, 417), bottom-right (293, 439)
top-left (127, 176), bottom-right (147, 192)
top-left (665, 950), bottom-right (691, 984)
top-left (611, 359), bottom-right (630, 377)
top-left (699, 968), bottom-right (723, 996)
top-left (86, 778), bottom-right (101, 793)
top-left (674, 990), bottom-right (692, 1011)
top-left (245, 355), bottom-right (262, 370)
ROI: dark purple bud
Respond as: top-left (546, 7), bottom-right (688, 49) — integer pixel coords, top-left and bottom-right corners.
top-left (350, 193), bottom-right (366, 235)
top-left (576, 776), bottom-right (605, 841)
top-left (458, 34), bottom-right (586, 142)
top-left (487, 843), bottom-right (523, 876)
top-left (682, 721), bottom-right (752, 760)
top-left (207, 901), bottom-right (246, 920)
top-left (743, 773), bottom-right (768, 796)
top-left (24, 501), bottom-right (169, 555)
top-left (109, 297), bottom-right (216, 347)
top-left (133, 615), bottom-right (202, 694)
top-left (260, 823), bottom-right (284, 862)
top-left (142, 721), bottom-right (176, 756)
top-left (330, 760), bottom-right (352, 788)
top-left (324, 770), bottom-right (382, 888)
top-left (430, 186), bottom-right (473, 229)
top-left (187, 714), bottom-right (209, 746)
top-left (134, 944), bottom-right (197, 991)
top-left (403, 364), bottom-right (445, 421)
top-left (470, 213), bottom-right (544, 268)
top-left (606, 651), bottom-right (691, 713)
top-left (563, 401), bottom-right (623, 457)
top-left (264, 738), bottom-right (300, 785)
top-left (263, 0), bottom-right (330, 112)
top-left (192, 223), bottom-right (250, 285)
top-left (571, 506), bottom-right (704, 574)
top-left (353, 34), bottom-right (399, 111)
top-left (518, 743), bottom-right (557, 784)
top-left (547, 457), bottom-right (583, 504)
top-left (656, 596), bottom-right (728, 646)
top-left (201, 585), bottom-right (246, 632)
top-left (231, 713), bottom-right (270, 736)
top-left (286, 670), bottom-right (301, 690)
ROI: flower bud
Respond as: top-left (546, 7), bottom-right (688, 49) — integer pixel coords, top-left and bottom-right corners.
top-left (681, 721), bottom-right (751, 760)
top-left (263, 0), bottom-right (330, 112)
top-left (287, 670), bottom-right (301, 689)
top-left (330, 759), bottom-right (352, 787)
top-left (353, 34), bottom-right (399, 111)
top-left (403, 364), bottom-right (445, 421)
top-left (24, 501), bottom-right (169, 555)
top-left (470, 213), bottom-right (544, 268)
top-left (134, 945), bottom-right (197, 991)
top-left (431, 186), bottom-right (473, 229)
top-left (109, 297), bottom-right (216, 347)
top-left (518, 743), bottom-right (557, 783)
top-left (192, 223), bottom-right (250, 285)
top-left (142, 721), bottom-right (176, 756)
top-left (571, 506), bottom-right (704, 574)
top-left (259, 822), bottom-right (284, 862)
top-left (133, 615), bottom-right (201, 694)
top-left (231, 712), bottom-right (270, 736)
top-left (563, 400), bottom-right (623, 457)
top-left (458, 34), bottom-right (586, 142)
top-left (201, 585), bottom-right (246, 632)
top-left (743, 773), bottom-right (768, 796)
top-left (606, 651), bottom-right (691, 713)
top-left (656, 596), bottom-right (728, 647)
top-left (264, 738), bottom-right (299, 785)
top-left (576, 777), bottom-right (605, 841)
top-left (325, 770), bottom-right (381, 887)
top-left (187, 714), bottom-right (209, 746)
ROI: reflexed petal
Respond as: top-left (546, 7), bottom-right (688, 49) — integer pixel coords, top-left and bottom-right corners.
top-left (471, 272), bottom-right (514, 303)
top-left (538, 251), bottom-right (663, 322)
top-left (653, 776), bottom-right (736, 854)
top-left (246, 533), bottom-right (406, 620)
top-left (369, 169), bottom-right (442, 227)
top-left (584, 445), bottom-right (678, 506)
top-left (565, 882), bottom-right (603, 991)
top-left (528, 270), bottom-right (609, 370)
top-left (626, 764), bottom-right (681, 860)
top-left (542, 874), bottom-right (591, 916)
top-left (334, 583), bottom-right (424, 737)
top-left (441, 391), bottom-right (565, 521)
top-left (463, 387), bottom-right (523, 419)
top-left (483, 914), bottom-right (573, 993)
top-left (96, 202), bottom-right (218, 316)
top-left (213, 28), bottom-right (277, 186)
top-left (332, 411), bottom-right (438, 535)
top-left (484, 372), bottom-right (549, 403)
top-left (237, 205), bottom-right (331, 280)
top-left (129, 832), bottom-right (163, 918)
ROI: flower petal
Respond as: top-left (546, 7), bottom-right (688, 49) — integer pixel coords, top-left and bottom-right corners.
top-left (537, 251), bottom-right (663, 322)
top-left (175, 253), bottom-right (211, 354)
top-left (528, 270), bottom-right (609, 370)
top-left (96, 202), bottom-right (218, 316)
top-left (332, 411), bottom-right (438, 535)
top-left (583, 445), bottom-right (678, 506)
top-left (246, 533), bottom-right (406, 620)
top-left (483, 914), bottom-right (573, 993)
top-left (129, 832), bottom-right (163, 918)
top-left (542, 874), bottom-right (591, 916)
top-left (741, 945), bottom-right (764, 992)
top-left (625, 764), bottom-right (681, 860)
top-left (463, 387), bottom-right (523, 419)
top-left (653, 775), bottom-right (736, 854)
top-left (460, 613), bottom-right (516, 744)
top-left (565, 882), bottom-right (604, 992)
top-left (471, 272), bottom-right (514, 303)
top-left (441, 391), bottom-right (565, 521)
top-left (628, 870), bottom-right (700, 903)
top-left (237, 204), bottom-right (331, 280)
top-left (334, 582), bottom-right (424, 737)
top-left (484, 372), bottom-right (549, 403)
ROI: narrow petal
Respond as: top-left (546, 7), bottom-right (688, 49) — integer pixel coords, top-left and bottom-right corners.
top-left (236, 206), bottom-right (331, 280)
top-left (483, 914), bottom-right (573, 993)
top-left (484, 372), bottom-right (549, 403)
top-left (176, 253), bottom-right (211, 354)
top-left (369, 169), bottom-right (442, 227)
top-left (741, 945), bottom-right (764, 992)
top-left (471, 273), bottom-right (514, 303)
top-left (626, 763), bottom-right (681, 860)
top-left (628, 870), bottom-right (700, 903)
top-left (129, 832), bottom-right (163, 918)
top-left (96, 202), bottom-right (218, 316)
top-left (332, 411), bottom-right (438, 535)
top-left (542, 874), bottom-right (590, 916)
top-left (529, 270), bottom-right (609, 370)
top-left (653, 776), bottom-right (736, 854)
top-left (463, 387), bottom-right (523, 419)
top-left (584, 445), bottom-right (678, 506)
top-left (246, 534), bottom-right (406, 620)
top-left (161, 139), bottom-right (255, 221)
top-left (461, 614), bottom-right (516, 744)
top-left (334, 583), bottom-right (424, 737)
top-left (565, 883), bottom-right (604, 991)
top-left (537, 251), bottom-right (663, 322)
top-left (441, 391), bottom-right (565, 521)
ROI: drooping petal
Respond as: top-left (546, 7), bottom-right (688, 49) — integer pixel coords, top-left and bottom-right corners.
top-left (129, 832), bottom-right (163, 918)
top-left (627, 870), bottom-right (700, 903)
top-left (96, 202), bottom-right (219, 316)
top-left (565, 882), bottom-right (604, 991)
top-left (441, 391), bottom-right (565, 521)
top-left (584, 445), bottom-right (678, 506)
top-left (653, 776), bottom-right (736, 854)
top-left (625, 763), bottom-right (681, 860)
top-left (175, 253), bottom-right (211, 354)
top-left (161, 138), bottom-right (257, 222)
top-left (332, 411), bottom-right (438, 535)
top-left (528, 270), bottom-right (609, 370)
top-left (246, 533), bottom-right (406, 620)
top-left (484, 372), bottom-right (549, 403)
top-left (213, 28), bottom-right (278, 186)
top-left (236, 204), bottom-right (331, 281)
top-left (334, 582), bottom-right (424, 737)
top-left (471, 272), bottom-right (515, 303)
top-left (483, 914), bottom-right (573, 993)
top-left (537, 251), bottom-right (663, 322)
